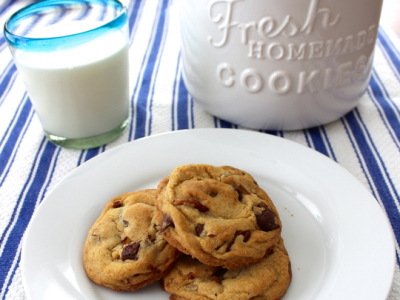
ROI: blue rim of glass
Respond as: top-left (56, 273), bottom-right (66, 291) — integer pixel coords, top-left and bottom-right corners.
top-left (3, 0), bottom-right (127, 52)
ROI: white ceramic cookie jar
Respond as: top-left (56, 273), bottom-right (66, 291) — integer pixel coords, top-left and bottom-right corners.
top-left (179, 0), bottom-right (383, 130)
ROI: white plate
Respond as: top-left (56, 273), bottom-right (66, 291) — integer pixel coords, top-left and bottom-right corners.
top-left (21, 128), bottom-right (395, 300)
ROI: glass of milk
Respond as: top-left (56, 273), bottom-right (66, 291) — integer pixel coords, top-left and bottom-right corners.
top-left (4, 0), bottom-right (130, 149)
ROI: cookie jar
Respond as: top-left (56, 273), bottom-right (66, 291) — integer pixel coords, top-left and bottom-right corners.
top-left (178, 0), bottom-right (383, 130)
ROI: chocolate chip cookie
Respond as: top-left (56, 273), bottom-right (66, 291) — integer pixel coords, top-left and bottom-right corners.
top-left (156, 164), bottom-right (282, 269)
top-left (162, 237), bottom-right (291, 300)
top-left (83, 189), bottom-right (181, 291)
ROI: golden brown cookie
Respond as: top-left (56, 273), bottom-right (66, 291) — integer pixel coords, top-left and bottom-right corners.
top-left (83, 189), bottom-right (181, 291)
top-left (156, 164), bottom-right (282, 269)
top-left (162, 237), bottom-right (291, 300)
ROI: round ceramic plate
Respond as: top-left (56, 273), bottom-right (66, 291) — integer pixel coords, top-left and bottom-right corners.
top-left (21, 128), bottom-right (395, 300)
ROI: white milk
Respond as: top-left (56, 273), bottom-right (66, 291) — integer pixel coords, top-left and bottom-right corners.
top-left (14, 22), bottom-right (129, 139)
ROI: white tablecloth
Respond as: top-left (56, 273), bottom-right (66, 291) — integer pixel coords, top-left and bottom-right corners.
top-left (0, 0), bottom-right (399, 299)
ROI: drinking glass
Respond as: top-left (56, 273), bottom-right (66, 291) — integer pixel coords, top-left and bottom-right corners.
top-left (4, 0), bottom-right (130, 149)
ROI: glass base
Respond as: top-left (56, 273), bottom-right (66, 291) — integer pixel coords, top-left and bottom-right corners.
top-left (45, 118), bottom-right (129, 150)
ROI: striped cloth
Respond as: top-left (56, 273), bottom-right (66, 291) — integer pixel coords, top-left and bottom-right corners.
top-left (0, 0), bottom-right (399, 299)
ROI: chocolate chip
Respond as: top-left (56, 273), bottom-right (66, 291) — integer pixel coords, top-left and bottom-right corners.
top-left (195, 224), bottom-right (204, 236)
top-left (187, 272), bottom-right (196, 280)
top-left (160, 214), bottom-right (175, 232)
top-left (211, 267), bottom-right (227, 283)
top-left (256, 207), bottom-right (278, 232)
top-left (234, 184), bottom-right (250, 201)
top-left (174, 199), bottom-right (209, 212)
top-left (226, 230), bottom-right (251, 252)
top-left (112, 200), bottom-right (123, 208)
top-left (226, 237), bottom-right (235, 252)
top-left (210, 276), bottom-right (222, 283)
top-left (209, 191), bottom-right (218, 197)
top-left (265, 247), bottom-right (275, 256)
top-left (212, 267), bottom-right (227, 277)
top-left (121, 242), bottom-right (140, 261)
top-left (123, 220), bottom-right (129, 227)
top-left (237, 230), bottom-right (251, 242)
